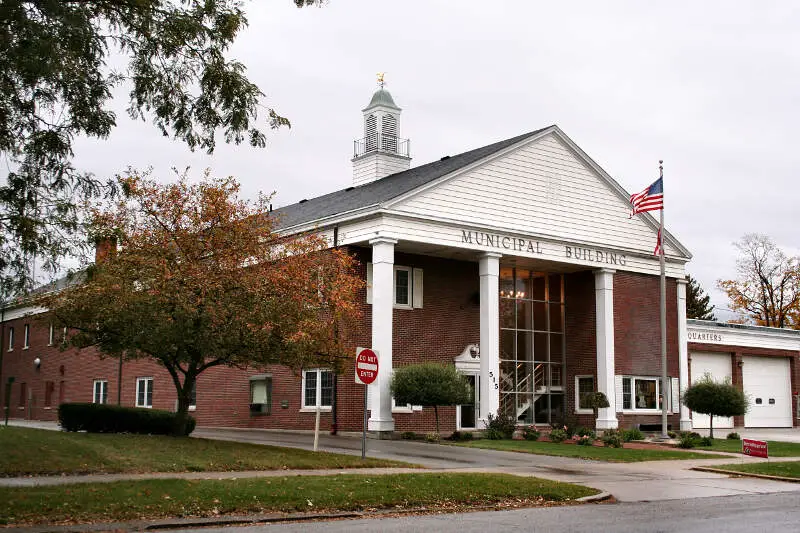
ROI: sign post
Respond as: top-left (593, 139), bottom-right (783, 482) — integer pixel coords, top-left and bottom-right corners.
top-left (742, 438), bottom-right (768, 459)
top-left (355, 347), bottom-right (379, 459)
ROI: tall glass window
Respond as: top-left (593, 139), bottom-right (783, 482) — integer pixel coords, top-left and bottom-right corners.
top-left (499, 268), bottom-right (565, 425)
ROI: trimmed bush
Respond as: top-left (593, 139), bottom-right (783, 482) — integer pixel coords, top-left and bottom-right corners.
top-left (677, 432), bottom-right (696, 449)
top-left (448, 431), bottom-right (474, 442)
top-left (522, 426), bottom-right (540, 441)
top-left (601, 429), bottom-right (623, 448)
top-left (59, 403), bottom-right (196, 436)
top-left (575, 426), bottom-right (594, 438)
top-left (576, 434), bottom-right (595, 446)
top-left (400, 431), bottom-right (418, 440)
top-left (698, 436), bottom-right (714, 447)
top-left (726, 432), bottom-right (741, 440)
top-left (425, 432), bottom-right (441, 443)
top-left (623, 428), bottom-right (644, 442)
top-left (485, 411), bottom-right (516, 440)
top-left (548, 428), bottom-right (568, 443)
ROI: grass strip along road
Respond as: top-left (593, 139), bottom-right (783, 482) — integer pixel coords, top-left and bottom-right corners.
top-left (701, 439), bottom-right (800, 457)
top-left (0, 427), bottom-right (410, 476)
top-left (0, 473), bottom-right (600, 526)
top-left (455, 439), bottom-right (725, 462)
top-left (708, 461), bottom-right (800, 479)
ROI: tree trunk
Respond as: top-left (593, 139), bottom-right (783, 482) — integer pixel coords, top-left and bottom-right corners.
top-left (709, 415), bottom-right (714, 440)
top-left (434, 405), bottom-right (440, 437)
top-left (172, 375), bottom-right (195, 437)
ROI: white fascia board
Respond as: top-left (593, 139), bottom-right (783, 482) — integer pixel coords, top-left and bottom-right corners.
top-left (552, 127), bottom-right (692, 261)
top-left (2, 305), bottom-right (47, 321)
top-left (688, 320), bottom-right (800, 351)
top-left (381, 209), bottom-right (690, 269)
top-left (274, 204), bottom-right (383, 237)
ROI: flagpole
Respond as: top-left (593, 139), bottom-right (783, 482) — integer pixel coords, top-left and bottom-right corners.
top-left (659, 160), bottom-right (668, 439)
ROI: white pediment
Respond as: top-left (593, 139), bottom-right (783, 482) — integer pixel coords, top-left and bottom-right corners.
top-left (388, 129), bottom-right (687, 259)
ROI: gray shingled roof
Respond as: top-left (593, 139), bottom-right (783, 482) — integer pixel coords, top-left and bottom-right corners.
top-left (272, 126), bottom-right (552, 229)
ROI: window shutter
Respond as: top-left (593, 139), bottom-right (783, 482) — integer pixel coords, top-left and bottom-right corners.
top-left (671, 377), bottom-right (680, 413)
top-left (366, 262), bottom-right (373, 304)
top-left (412, 268), bottom-right (423, 308)
top-left (614, 375), bottom-right (624, 412)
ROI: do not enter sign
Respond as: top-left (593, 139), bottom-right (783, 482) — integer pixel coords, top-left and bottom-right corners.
top-left (355, 347), bottom-right (379, 385)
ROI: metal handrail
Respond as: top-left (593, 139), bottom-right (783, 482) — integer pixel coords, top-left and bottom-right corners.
top-left (353, 133), bottom-right (410, 158)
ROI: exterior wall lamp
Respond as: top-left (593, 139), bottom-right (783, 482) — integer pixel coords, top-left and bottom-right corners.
top-left (33, 357), bottom-right (41, 371)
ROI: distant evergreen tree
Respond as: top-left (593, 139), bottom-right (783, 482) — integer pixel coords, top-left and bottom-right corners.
top-left (687, 275), bottom-right (715, 320)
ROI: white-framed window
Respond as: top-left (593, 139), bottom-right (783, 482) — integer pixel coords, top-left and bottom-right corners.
top-left (23, 324), bottom-right (30, 349)
top-left (391, 397), bottom-right (423, 413)
top-left (250, 375), bottom-right (272, 415)
top-left (7, 327), bottom-right (13, 351)
top-left (575, 375), bottom-right (595, 414)
top-left (621, 376), bottom-right (660, 411)
top-left (366, 263), bottom-right (423, 309)
top-left (48, 323), bottom-right (54, 346)
top-left (136, 377), bottom-right (153, 408)
top-left (93, 380), bottom-right (108, 404)
top-left (301, 369), bottom-right (333, 411)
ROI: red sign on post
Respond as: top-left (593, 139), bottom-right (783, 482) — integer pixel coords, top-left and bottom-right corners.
top-left (742, 438), bottom-right (769, 458)
top-left (355, 347), bottom-right (379, 385)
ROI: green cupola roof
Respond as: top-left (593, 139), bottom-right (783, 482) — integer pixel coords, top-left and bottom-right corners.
top-left (363, 88), bottom-right (400, 111)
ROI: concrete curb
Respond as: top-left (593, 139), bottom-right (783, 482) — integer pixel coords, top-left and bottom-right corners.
top-left (577, 491), bottom-right (613, 503)
top-left (691, 466), bottom-right (800, 483)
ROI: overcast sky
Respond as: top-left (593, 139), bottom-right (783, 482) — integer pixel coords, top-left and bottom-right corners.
top-left (71, 0), bottom-right (800, 319)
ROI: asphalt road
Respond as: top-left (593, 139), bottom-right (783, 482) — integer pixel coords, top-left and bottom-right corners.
top-left (171, 492), bottom-right (800, 533)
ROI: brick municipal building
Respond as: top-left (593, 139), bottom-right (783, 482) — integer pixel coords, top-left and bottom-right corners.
top-left (2, 85), bottom-right (799, 435)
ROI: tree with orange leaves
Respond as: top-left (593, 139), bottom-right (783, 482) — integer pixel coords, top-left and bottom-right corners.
top-left (41, 172), bottom-right (362, 435)
top-left (718, 234), bottom-right (800, 329)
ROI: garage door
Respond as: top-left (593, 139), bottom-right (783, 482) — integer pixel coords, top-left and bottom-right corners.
top-left (743, 356), bottom-right (792, 428)
top-left (690, 352), bottom-right (734, 429)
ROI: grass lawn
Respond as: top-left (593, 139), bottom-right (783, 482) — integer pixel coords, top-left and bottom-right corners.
top-left (454, 439), bottom-right (725, 462)
top-left (0, 427), bottom-right (411, 476)
top-left (709, 461), bottom-right (800, 479)
top-left (700, 438), bottom-right (800, 457)
top-left (0, 473), bottom-right (600, 525)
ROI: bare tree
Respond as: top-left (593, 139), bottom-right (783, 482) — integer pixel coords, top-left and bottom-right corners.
top-left (718, 234), bottom-right (800, 328)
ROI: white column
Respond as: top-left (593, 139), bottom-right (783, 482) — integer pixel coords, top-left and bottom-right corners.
top-left (594, 268), bottom-right (618, 429)
top-left (368, 237), bottom-right (397, 432)
top-left (479, 252), bottom-right (501, 425)
top-left (676, 278), bottom-right (692, 430)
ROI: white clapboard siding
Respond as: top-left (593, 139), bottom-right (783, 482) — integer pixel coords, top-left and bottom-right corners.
top-left (392, 132), bottom-right (678, 257)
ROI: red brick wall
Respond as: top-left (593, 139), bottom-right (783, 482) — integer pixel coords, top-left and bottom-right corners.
top-left (1, 256), bottom-right (687, 434)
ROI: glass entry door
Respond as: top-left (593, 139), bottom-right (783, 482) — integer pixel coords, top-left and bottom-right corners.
top-left (459, 374), bottom-right (479, 429)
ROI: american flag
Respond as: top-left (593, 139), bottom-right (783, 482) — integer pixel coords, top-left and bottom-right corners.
top-left (653, 227), bottom-right (663, 256)
top-left (630, 177), bottom-right (663, 216)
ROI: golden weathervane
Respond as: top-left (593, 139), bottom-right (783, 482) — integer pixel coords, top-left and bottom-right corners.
top-left (377, 72), bottom-right (386, 88)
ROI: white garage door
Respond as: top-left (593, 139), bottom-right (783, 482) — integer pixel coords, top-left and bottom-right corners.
top-left (690, 352), bottom-right (734, 429)
top-left (743, 356), bottom-right (792, 428)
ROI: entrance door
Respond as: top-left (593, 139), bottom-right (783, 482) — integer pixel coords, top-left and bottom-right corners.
top-left (458, 375), bottom-right (479, 430)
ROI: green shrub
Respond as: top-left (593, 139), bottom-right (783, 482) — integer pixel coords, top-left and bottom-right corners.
top-left (575, 426), bottom-right (594, 438)
top-left (425, 432), bottom-right (440, 443)
top-left (726, 432), bottom-right (741, 440)
top-left (400, 431), bottom-right (418, 440)
top-left (548, 428), bottom-right (568, 443)
top-left (677, 432), bottom-right (696, 449)
top-left (521, 426), bottom-right (540, 441)
top-left (667, 430), bottom-right (678, 439)
top-left (601, 429), bottom-right (623, 448)
top-left (58, 403), bottom-right (196, 436)
top-left (576, 434), bottom-right (595, 446)
top-left (449, 431), bottom-right (474, 442)
top-left (485, 411), bottom-right (516, 440)
top-left (623, 428), bottom-right (644, 442)
top-left (682, 375), bottom-right (748, 439)
top-left (698, 436), bottom-right (713, 447)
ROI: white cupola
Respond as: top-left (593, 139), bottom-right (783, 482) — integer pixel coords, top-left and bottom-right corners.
top-left (351, 75), bottom-right (411, 186)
